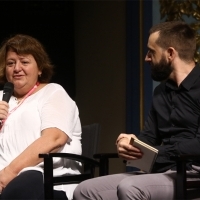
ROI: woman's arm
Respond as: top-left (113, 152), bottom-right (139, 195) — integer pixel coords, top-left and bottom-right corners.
top-left (0, 127), bottom-right (68, 191)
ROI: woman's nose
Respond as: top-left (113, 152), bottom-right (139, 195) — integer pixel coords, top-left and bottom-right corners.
top-left (14, 61), bottom-right (22, 71)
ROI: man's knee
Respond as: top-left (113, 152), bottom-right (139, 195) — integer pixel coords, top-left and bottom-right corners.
top-left (73, 183), bottom-right (82, 200)
top-left (73, 181), bottom-right (90, 200)
top-left (117, 178), bottom-right (148, 200)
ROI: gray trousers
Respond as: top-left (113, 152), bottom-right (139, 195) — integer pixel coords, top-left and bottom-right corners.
top-left (73, 170), bottom-right (200, 200)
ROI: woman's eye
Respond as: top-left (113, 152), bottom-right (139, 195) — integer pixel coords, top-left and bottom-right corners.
top-left (22, 61), bottom-right (29, 65)
top-left (6, 62), bottom-right (14, 67)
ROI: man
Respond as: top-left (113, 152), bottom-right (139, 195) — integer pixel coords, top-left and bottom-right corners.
top-left (73, 21), bottom-right (200, 200)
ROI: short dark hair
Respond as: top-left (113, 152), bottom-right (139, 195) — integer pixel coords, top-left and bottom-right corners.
top-left (149, 21), bottom-right (196, 62)
top-left (0, 34), bottom-right (54, 84)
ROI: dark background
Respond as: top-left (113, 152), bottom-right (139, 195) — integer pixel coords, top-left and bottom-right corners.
top-left (0, 1), bottom-right (154, 174)
top-left (0, 1), bottom-right (75, 99)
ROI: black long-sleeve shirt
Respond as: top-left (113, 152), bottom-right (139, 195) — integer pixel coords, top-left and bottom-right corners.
top-left (138, 65), bottom-right (200, 173)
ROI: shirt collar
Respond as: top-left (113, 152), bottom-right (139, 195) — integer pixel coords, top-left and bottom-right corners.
top-left (166, 64), bottom-right (200, 91)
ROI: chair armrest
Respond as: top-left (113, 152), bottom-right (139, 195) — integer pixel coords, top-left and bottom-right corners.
top-left (93, 153), bottom-right (119, 159)
top-left (39, 153), bottom-right (100, 167)
top-left (39, 153), bottom-right (100, 200)
top-left (93, 153), bottom-right (119, 176)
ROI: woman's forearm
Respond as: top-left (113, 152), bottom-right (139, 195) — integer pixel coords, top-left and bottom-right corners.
top-left (7, 127), bottom-right (68, 175)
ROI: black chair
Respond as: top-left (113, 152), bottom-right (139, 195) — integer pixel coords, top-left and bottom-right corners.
top-left (81, 123), bottom-right (100, 159)
top-left (39, 123), bottom-right (119, 200)
top-left (170, 154), bottom-right (200, 199)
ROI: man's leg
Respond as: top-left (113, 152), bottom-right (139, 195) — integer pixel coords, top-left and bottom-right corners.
top-left (73, 173), bottom-right (134, 200)
top-left (73, 171), bottom-right (176, 200)
top-left (118, 171), bottom-right (176, 200)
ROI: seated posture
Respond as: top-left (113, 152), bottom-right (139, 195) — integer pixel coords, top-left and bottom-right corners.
top-left (73, 21), bottom-right (200, 200)
top-left (0, 34), bottom-right (81, 200)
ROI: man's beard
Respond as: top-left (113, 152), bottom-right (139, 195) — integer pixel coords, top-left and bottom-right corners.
top-left (151, 56), bottom-right (173, 82)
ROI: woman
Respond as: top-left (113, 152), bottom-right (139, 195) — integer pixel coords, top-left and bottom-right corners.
top-left (0, 34), bottom-right (82, 199)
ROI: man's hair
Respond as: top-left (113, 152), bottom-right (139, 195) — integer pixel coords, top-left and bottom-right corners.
top-left (0, 34), bottom-right (54, 84)
top-left (149, 21), bottom-right (196, 62)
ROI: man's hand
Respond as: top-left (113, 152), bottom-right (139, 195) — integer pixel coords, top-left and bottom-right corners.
top-left (116, 133), bottom-right (143, 160)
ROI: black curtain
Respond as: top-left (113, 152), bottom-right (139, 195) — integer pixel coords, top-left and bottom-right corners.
top-left (0, 1), bottom-right (75, 99)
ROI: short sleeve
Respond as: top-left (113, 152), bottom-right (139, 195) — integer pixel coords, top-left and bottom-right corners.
top-left (39, 84), bottom-right (80, 140)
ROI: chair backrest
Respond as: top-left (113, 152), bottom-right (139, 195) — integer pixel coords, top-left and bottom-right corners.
top-left (81, 123), bottom-right (101, 159)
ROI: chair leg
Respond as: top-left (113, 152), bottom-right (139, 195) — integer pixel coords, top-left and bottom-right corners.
top-left (176, 160), bottom-right (187, 199)
top-left (43, 156), bottom-right (54, 199)
top-left (99, 157), bottom-right (109, 176)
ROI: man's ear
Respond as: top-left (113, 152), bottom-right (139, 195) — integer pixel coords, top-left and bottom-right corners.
top-left (167, 47), bottom-right (176, 61)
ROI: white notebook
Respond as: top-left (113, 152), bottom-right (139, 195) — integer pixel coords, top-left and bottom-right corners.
top-left (126, 138), bottom-right (158, 173)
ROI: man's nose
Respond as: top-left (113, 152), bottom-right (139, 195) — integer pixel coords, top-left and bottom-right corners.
top-left (145, 52), bottom-right (151, 62)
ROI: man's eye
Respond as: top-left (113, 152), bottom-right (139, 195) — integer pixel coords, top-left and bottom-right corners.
top-left (148, 50), bottom-right (154, 56)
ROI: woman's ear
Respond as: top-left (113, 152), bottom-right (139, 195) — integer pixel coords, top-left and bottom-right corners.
top-left (38, 71), bottom-right (42, 77)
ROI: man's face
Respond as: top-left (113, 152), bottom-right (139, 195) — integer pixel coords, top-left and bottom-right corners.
top-left (145, 32), bottom-right (173, 81)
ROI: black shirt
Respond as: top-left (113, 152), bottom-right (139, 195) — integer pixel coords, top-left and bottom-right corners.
top-left (138, 65), bottom-right (200, 173)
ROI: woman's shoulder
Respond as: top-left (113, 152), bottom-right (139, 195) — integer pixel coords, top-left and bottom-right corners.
top-left (40, 83), bottom-right (72, 100)
top-left (34, 83), bottom-right (73, 104)
top-left (43, 83), bottom-right (64, 90)
top-left (40, 83), bottom-right (66, 94)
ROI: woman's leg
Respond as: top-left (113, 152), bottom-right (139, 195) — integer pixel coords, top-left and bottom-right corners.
top-left (73, 171), bottom-right (177, 200)
top-left (1, 170), bottom-right (67, 200)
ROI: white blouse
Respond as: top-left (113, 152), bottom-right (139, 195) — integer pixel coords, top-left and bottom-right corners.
top-left (0, 83), bottom-right (82, 199)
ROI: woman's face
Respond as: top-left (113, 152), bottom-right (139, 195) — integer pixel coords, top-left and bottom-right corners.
top-left (5, 51), bottom-right (41, 92)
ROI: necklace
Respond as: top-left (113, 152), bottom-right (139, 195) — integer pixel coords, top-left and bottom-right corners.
top-left (15, 97), bottom-right (23, 104)
top-left (0, 82), bottom-right (40, 130)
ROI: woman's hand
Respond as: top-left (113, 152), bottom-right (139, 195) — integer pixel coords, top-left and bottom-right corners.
top-left (0, 101), bottom-right (9, 120)
top-left (116, 133), bottom-right (143, 160)
top-left (0, 166), bottom-right (17, 193)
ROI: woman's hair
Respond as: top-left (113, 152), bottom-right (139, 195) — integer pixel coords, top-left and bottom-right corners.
top-left (149, 21), bottom-right (196, 62)
top-left (0, 34), bottom-right (54, 84)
